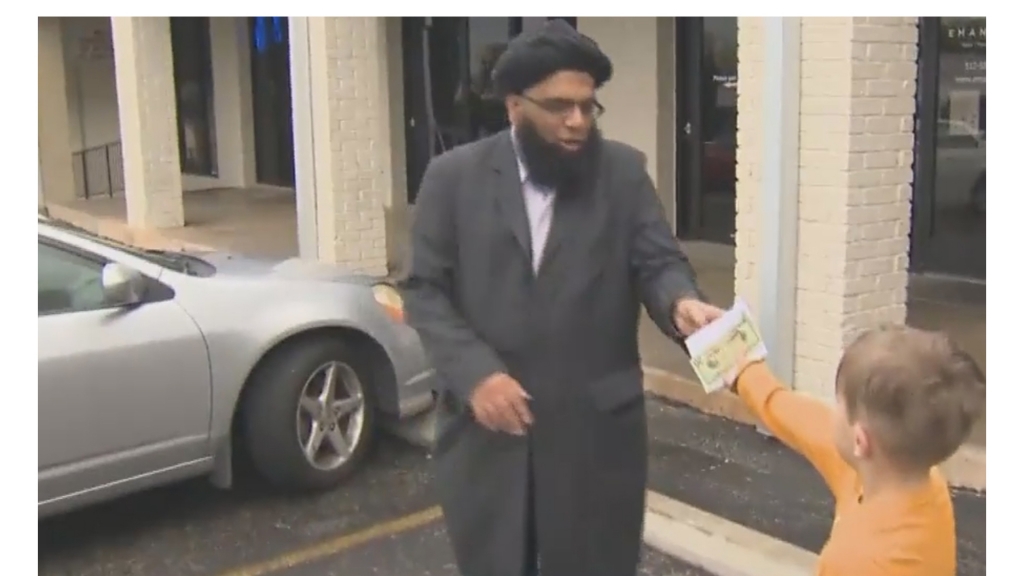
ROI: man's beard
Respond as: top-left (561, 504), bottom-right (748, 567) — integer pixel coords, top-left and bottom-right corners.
top-left (515, 118), bottom-right (602, 196)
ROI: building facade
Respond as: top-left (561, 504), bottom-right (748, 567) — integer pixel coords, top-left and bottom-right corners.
top-left (37, 16), bottom-right (985, 394)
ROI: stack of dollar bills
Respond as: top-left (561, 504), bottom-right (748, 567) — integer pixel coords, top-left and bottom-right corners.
top-left (684, 298), bottom-right (769, 394)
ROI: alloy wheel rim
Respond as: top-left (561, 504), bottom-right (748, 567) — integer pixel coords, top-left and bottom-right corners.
top-left (295, 360), bottom-right (366, 471)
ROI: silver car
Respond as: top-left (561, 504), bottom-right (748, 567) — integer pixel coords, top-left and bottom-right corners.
top-left (38, 216), bottom-right (435, 518)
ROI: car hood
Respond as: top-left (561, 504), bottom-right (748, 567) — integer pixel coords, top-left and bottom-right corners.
top-left (187, 251), bottom-right (384, 285)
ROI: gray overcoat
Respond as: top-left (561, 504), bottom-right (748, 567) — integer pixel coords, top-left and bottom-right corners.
top-left (402, 131), bottom-right (700, 576)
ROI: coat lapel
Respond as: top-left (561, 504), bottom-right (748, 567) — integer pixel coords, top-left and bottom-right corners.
top-left (489, 134), bottom-right (531, 262)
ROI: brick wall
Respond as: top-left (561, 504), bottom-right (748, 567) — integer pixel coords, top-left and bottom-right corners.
top-left (735, 17), bottom-right (918, 398)
top-left (734, 18), bottom-right (765, 316)
top-left (308, 17), bottom-right (392, 275)
top-left (795, 17), bottom-right (918, 396)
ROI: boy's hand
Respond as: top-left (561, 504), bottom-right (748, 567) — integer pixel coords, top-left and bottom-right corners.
top-left (726, 353), bottom-right (769, 392)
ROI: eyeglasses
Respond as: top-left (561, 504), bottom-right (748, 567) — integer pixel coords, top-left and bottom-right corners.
top-left (520, 94), bottom-right (605, 119)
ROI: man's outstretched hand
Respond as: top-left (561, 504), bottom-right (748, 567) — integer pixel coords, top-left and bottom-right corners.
top-left (469, 373), bottom-right (534, 435)
top-left (673, 298), bottom-right (724, 336)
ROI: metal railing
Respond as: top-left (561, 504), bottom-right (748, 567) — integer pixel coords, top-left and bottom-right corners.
top-left (72, 141), bottom-right (124, 199)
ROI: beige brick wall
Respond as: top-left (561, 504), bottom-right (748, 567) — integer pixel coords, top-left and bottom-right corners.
top-left (111, 17), bottom-right (185, 229)
top-left (734, 18), bottom-right (766, 316)
top-left (307, 17), bottom-right (393, 275)
top-left (736, 17), bottom-right (918, 398)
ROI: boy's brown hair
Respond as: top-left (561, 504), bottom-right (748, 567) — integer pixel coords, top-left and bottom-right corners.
top-left (836, 324), bottom-right (985, 470)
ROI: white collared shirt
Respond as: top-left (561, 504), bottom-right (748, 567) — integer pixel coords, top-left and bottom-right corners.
top-left (511, 132), bottom-right (556, 274)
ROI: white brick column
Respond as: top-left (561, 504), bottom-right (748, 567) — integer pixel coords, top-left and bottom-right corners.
top-left (111, 17), bottom-right (185, 229)
top-left (301, 17), bottom-right (394, 274)
top-left (734, 18), bottom-right (766, 317)
top-left (736, 17), bottom-right (918, 398)
top-left (38, 17), bottom-right (76, 204)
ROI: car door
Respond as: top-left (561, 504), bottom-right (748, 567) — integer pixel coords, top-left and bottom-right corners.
top-left (38, 236), bottom-right (213, 511)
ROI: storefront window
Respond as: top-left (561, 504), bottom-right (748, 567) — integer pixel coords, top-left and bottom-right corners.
top-left (249, 17), bottom-right (295, 187)
top-left (460, 18), bottom-right (514, 142)
top-left (935, 18), bottom-right (985, 217)
top-left (170, 17), bottom-right (217, 177)
top-left (924, 17), bottom-right (986, 279)
top-left (699, 17), bottom-right (738, 242)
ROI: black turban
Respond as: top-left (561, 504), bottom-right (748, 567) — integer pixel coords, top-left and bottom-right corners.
top-left (491, 20), bottom-right (613, 97)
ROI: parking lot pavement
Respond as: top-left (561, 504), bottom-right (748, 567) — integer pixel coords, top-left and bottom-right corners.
top-left (281, 520), bottom-right (714, 576)
top-left (47, 397), bottom-right (985, 576)
top-left (39, 434), bottom-right (709, 576)
top-left (38, 436), bottom-right (436, 576)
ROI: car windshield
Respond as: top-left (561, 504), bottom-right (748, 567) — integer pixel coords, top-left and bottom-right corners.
top-left (41, 217), bottom-right (208, 276)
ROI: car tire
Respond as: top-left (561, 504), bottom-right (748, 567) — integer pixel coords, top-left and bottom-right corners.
top-left (241, 336), bottom-right (377, 492)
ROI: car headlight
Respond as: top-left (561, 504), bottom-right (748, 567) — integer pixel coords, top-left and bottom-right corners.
top-left (372, 283), bottom-right (405, 323)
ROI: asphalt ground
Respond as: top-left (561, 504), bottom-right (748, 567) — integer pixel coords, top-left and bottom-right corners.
top-left (38, 432), bottom-right (708, 576)
top-left (276, 521), bottom-right (711, 576)
top-left (39, 435), bottom-right (435, 576)
top-left (38, 398), bottom-right (985, 576)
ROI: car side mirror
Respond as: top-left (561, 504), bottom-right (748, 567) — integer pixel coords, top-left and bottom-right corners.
top-left (101, 262), bottom-right (147, 306)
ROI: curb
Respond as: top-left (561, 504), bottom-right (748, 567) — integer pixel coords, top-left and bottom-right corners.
top-left (642, 367), bottom-right (987, 491)
top-left (642, 366), bottom-right (758, 426)
top-left (643, 490), bottom-right (817, 576)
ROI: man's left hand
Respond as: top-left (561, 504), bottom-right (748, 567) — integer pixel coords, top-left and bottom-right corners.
top-left (673, 298), bottom-right (724, 336)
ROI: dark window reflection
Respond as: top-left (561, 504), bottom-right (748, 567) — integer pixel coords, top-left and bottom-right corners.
top-left (248, 17), bottom-right (295, 187)
top-left (934, 18), bottom-right (986, 234)
top-left (403, 17), bottom-right (575, 202)
top-left (461, 18), bottom-right (511, 140)
top-left (170, 17), bottom-right (217, 176)
top-left (699, 17), bottom-right (738, 241)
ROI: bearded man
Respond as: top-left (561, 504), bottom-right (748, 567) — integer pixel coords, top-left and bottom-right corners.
top-left (402, 20), bottom-right (721, 576)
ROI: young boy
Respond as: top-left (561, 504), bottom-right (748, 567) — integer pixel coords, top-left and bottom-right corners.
top-left (731, 324), bottom-right (985, 576)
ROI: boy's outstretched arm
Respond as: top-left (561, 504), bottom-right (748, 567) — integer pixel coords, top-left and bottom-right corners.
top-left (734, 362), bottom-right (851, 496)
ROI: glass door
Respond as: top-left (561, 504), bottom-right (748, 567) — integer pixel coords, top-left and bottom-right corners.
top-left (401, 17), bottom-right (518, 203)
top-left (674, 17), bottom-right (738, 244)
top-left (401, 17), bottom-right (467, 203)
top-left (911, 17), bottom-right (986, 280)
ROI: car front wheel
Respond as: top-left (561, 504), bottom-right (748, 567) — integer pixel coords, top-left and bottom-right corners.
top-left (241, 337), bottom-right (377, 491)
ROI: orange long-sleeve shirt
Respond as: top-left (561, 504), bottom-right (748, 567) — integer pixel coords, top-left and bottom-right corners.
top-left (735, 361), bottom-right (957, 576)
